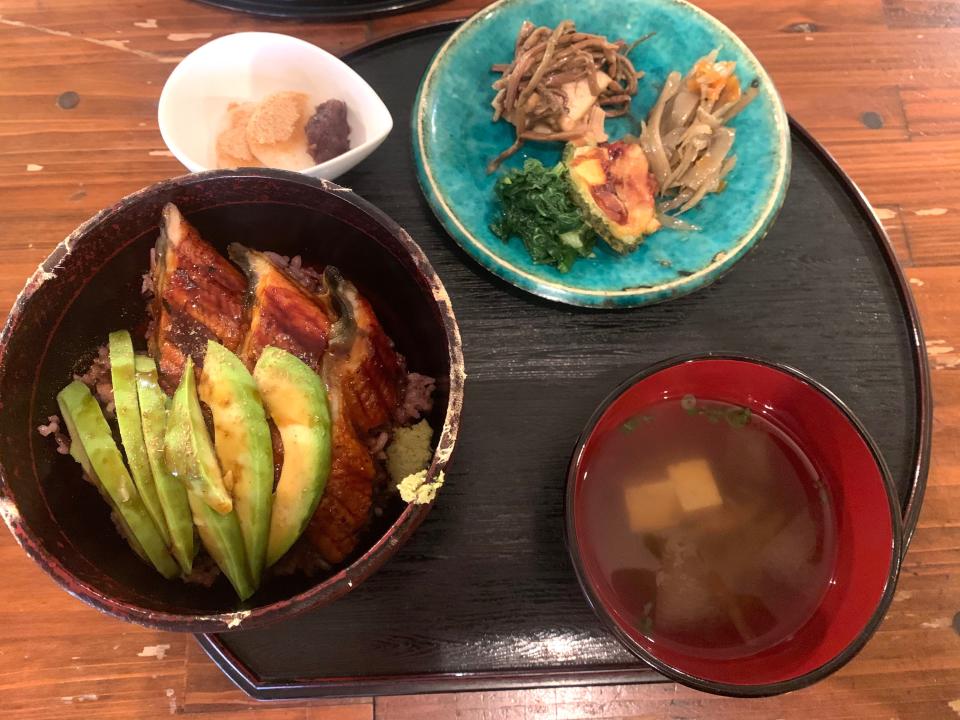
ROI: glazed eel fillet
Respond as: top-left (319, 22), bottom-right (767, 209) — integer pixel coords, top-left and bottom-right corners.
top-left (149, 203), bottom-right (247, 394)
top-left (150, 206), bottom-right (407, 565)
top-left (229, 246), bottom-right (407, 564)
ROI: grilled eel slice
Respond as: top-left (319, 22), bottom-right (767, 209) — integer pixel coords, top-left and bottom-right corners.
top-left (229, 247), bottom-right (334, 370)
top-left (306, 267), bottom-right (406, 563)
top-left (321, 268), bottom-right (406, 436)
top-left (229, 247), bottom-right (406, 564)
top-left (149, 204), bottom-right (247, 394)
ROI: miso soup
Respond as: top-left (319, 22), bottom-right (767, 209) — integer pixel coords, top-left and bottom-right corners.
top-left (579, 395), bottom-right (837, 658)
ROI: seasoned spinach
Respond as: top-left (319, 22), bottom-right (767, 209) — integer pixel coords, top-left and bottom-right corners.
top-left (490, 159), bottom-right (595, 273)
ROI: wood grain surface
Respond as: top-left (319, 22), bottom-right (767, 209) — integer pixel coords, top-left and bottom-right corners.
top-left (0, 0), bottom-right (957, 719)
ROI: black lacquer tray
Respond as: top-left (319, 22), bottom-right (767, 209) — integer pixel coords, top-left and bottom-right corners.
top-left (197, 22), bottom-right (931, 699)
top-left (193, 0), bottom-right (448, 21)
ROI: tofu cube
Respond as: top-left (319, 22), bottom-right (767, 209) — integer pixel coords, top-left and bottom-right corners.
top-left (624, 479), bottom-right (683, 532)
top-left (668, 458), bottom-right (723, 514)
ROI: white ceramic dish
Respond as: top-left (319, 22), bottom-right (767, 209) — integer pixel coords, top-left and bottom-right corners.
top-left (158, 32), bottom-right (393, 180)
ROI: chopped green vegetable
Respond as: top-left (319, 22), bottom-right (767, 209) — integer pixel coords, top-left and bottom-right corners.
top-left (490, 159), bottom-right (595, 273)
top-left (682, 394), bottom-right (751, 428)
top-left (725, 406), bottom-right (752, 428)
top-left (620, 413), bottom-right (655, 434)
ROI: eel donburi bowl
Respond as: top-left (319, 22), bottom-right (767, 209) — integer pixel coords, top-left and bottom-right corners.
top-left (0, 169), bottom-right (464, 632)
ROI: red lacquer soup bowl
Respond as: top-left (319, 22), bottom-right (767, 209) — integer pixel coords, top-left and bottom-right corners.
top-left (565, 355), bottom-right (902, 696)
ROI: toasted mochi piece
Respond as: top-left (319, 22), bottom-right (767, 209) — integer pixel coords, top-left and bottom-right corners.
top-left (245, 91), bottom-right (314, 171)
top-left (216, 102), bottom-right (262, 169)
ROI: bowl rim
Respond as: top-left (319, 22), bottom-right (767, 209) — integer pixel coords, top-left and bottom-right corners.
top-left (564, 352), bottom-right (904, 697)
top-left (412, 0), bottom-right (792, 308)
top-left (0, 167), bottom-right (465, 633)
top-left (157, 31), bottom-right (394, 177)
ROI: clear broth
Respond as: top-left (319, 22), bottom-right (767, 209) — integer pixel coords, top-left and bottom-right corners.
top-left (580, 397), bottom-right (837, 659)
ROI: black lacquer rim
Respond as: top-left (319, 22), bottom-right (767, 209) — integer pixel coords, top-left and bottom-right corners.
top-left (192, 0), bottom-right (449, 21)
top-left (789, 120), bottom-right (931, 549)
top-left (564, 353), bottom-right (904, 698)
top-left (195, 20), bottom-right (932, 700)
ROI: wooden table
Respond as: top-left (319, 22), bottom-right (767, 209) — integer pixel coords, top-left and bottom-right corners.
top-left (1, 0), bottom-right (958, 717)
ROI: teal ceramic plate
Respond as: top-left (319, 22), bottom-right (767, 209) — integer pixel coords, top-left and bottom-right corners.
top-left (413, 0), bottom-right (790, 307)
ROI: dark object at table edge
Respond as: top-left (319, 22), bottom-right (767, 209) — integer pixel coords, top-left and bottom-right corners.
top-left (191, 0), bottom-right (449, 22)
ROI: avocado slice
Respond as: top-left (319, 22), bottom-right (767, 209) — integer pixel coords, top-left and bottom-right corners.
top-left (187, 492), bottom-right (255, 601)
top-left (59, 393), bottom-right (150, 565)
top-left (164, 357), bottom-right (254, 599)
top-left (109, 330), bottom-right (170, 545)
top-left (119, 517), bottom-right (150, 563)
top-left (56, 380), bottom-right (179, 579)
top-left (253, 346), bottom-right (332, 567)
top-left (134, 354), bottom-right (195, 574)
top-left (199, 340), bottom-right (274, 585)
top-left (164, 357), bottom-right (232, 515)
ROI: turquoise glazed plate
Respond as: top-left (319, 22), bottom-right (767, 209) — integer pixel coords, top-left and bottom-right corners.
top-left (413, 0), bottom-right (790, 307)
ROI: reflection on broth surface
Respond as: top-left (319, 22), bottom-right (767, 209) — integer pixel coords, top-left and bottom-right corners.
top-left (580, 396), bottom-right (837, 659)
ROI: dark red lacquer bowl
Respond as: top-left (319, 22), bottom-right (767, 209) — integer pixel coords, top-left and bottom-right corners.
top-left (566, 355), bottom-right (902, 696)
top-left (0, 169), bottom-right (464, 633)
